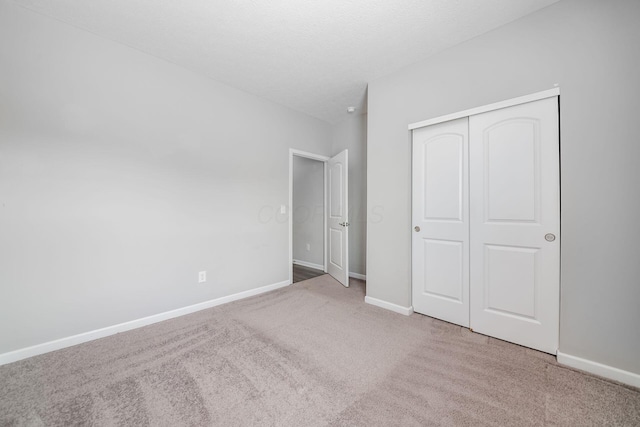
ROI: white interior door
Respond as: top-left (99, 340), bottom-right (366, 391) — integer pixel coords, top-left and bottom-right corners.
top-left (327, 149), bottom-right (349, 287)
top-left (412, 118), bottom-right (470, 327)
top-left (469, 97), bottom-right (560, 354)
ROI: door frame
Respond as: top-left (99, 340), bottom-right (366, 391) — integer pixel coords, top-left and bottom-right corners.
top-left (288, 149), bottom-right (330, 284)
top-left (408, 87), bottom-right (561, 328)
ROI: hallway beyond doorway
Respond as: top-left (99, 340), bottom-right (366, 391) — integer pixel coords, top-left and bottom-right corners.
top-left (292, 264), bottom-right (325, 283)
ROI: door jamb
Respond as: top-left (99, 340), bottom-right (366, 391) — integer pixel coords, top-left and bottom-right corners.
top-left (289, 149), bottom-right (330, 284)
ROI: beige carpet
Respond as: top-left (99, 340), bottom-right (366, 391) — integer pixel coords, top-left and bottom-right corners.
top-left (1, 275), bottom-right (639, 426)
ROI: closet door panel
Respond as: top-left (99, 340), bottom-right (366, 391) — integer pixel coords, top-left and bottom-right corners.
top-left (412, 118), bottom-right (470, 327)
top-left (469, 97), bottom-right (560, 354)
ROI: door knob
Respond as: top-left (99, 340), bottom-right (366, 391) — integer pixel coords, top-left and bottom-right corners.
top-left (339, 222), bottom-right (350, 227)
top-left (545, 233), bottom-right (556, 242)
top-left (414, 226), bottom-right (420, 232)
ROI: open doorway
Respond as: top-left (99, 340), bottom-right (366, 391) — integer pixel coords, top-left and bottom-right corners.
top-left (292, 155), bottom-right (325, 283)
top-left (288, 149), bottom-right (349, 286)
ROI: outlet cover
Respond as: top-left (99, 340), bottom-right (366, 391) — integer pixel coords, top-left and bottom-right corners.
top-left (198, 271), bottom-right (206, 283)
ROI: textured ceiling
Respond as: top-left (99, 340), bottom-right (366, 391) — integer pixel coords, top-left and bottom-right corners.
top-left (15, 0), bottom-right (558, 124)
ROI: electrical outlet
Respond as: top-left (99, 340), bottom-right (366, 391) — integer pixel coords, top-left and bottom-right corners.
top-left (306, 243), bottom-right (311, 251)
top-left (280, 205), bottom-right (286, 214)
top-left (198, 271), bottom-right (206, 283)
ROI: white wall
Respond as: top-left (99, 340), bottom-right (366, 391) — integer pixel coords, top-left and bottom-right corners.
top-left (292, 156), bottom-right (324, 267)
top-left (332, 113), bottom-right (367, 277)
top-left (0, 1), bottom-right (331, 355)
top-left (367, 0), bottom-right (640, 375)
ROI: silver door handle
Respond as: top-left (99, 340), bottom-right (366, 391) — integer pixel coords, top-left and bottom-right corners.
top-left (414, 226), bottom-right (420, 232)
top-left (339, 222), bottom-right (350, 227)
top-left (545, 233), bottom-right (556, 242)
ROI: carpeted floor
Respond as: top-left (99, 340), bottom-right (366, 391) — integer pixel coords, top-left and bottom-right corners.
top-left (1, 275), bottom-right (639, 426)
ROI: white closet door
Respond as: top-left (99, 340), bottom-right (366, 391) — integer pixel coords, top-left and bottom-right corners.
top-left (469, 97), bottom-right (560, 354)
top-left (412, 118), bottom-right (470, 327)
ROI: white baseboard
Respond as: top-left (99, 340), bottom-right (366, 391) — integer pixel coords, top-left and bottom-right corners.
top-left (364, 296), bottom-right (413, 316)
top-left (292, 259), bottom-right (325, 271)
top-left (0, 279), bottom-right (291, 367)
top-left (557, 351), bottom-right (640, 389)
top-left (349, 272), bottom-right (366, 281)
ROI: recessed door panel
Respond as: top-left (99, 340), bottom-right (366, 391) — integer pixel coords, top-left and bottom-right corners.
top-left (424, 135), bottom-right (464, 221)
top-left (329, 228), bottom-right (343, 269)
top-left (424, 239), bottom-right (463, 302)
top-left (484, 244), bottom-right (537, 320)
top-left (485, 119), bottom-right (539, 223)
top-left (329, 163), bottom-right (343, 219)
top-left (412, 118), bottom-right (469, 327)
